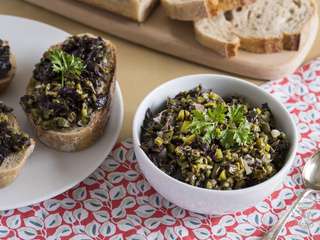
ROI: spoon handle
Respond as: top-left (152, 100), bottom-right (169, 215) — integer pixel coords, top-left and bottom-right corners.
top-left (263, 189), bottom-right (313, 240)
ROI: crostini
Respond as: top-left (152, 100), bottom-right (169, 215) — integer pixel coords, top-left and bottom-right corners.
top-left (0, 102), bottom-right (35, 188)
top-left (20, 34), bottom-right (116, 152)
top-left (0, 39), bottom-right (16, 93)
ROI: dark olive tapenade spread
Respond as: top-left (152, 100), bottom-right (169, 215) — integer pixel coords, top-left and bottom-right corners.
top-left (0, 103), bottom-right (31, 167)
top-left (141, 86), bottom-right (289, 190)
top-left (0, 39), bottom-right (12, 79)
top-left (20, 35), bottom-right (114, 130)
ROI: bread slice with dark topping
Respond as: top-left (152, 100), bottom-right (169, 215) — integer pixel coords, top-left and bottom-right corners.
top-left (0, 40), bottom-right (16, 94)
top-left (0, 103), bottom-right (35, 188)
top-left (21, 33), bottom-right (116, 152)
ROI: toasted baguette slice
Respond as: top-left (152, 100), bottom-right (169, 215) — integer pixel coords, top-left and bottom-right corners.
top-left (0, 114), bottom-right (35, 188)
top-left (0, 42), bottom-right (16, 94)
top-left (77, 0), bottom-right (159, 22)
top-left (161, 0), bottom-right (255, 21)
top-left (194, 0), bottom-right (315, 57)
top-left (25, 33), bottom-right (116, 152)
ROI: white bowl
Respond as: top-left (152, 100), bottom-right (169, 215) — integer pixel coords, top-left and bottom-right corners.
top-left (133, 74), bottom-right (298, 215)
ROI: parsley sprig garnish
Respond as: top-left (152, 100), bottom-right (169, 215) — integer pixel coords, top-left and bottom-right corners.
top-left (189, 103), bottom-right (253, 148)
top-left (189, 103), bottom-right (226, 144)
top-left (220, 120), bottom-right (252, 148)
top-left (49, 49), bottom-right (85, 87)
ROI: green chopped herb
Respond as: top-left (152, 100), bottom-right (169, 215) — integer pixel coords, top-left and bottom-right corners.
top-left (207, 103), bottom-right (226, 123)
top-left (228, 104), bottom-right (246, 126)
top-left (221, 120), bottom-right (253, 149)
top-left (49, 48), bottom-right (85, 87)
top-left (188, 102), bottom-right (252, 148)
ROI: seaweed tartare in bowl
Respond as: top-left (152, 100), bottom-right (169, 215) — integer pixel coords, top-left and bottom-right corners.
top-left (133, 74), bottom-right (298, 215)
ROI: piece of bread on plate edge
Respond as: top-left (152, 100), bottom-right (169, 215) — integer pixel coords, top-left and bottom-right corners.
top-left (0, 40), bottom-right (16, 94)
top-left (20, 33), bottom-right (116, 152)
top-left (0, 103), bottom-right (35, 188)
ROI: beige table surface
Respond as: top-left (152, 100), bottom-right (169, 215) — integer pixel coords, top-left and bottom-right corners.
top-left (1, 0), bottom-right (320, 140)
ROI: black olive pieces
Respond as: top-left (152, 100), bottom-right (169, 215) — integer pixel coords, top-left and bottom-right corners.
top-left (141, 86), bottom-right (289, 190)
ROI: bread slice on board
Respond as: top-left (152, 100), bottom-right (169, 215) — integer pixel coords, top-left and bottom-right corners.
top-left (194, 14), bottom-right (240, 57)
top-left (23, 33), bottom-right (116, 152)
top-left (161, 0), bottom-right (255, 21)
top-left (77, 0), bottom-right (159, 22)
top-left (0, 114), bottom-right (35, 188)
top-left (194, 0), bottom-right (316, 57)
top-left (0, 43), bottom-right (16, 94)
top-left (161, 0), bottom-right (209, 21)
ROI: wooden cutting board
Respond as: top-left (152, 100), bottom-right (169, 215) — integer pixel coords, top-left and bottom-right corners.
top-left (24, 0), bottom-right (319, 80)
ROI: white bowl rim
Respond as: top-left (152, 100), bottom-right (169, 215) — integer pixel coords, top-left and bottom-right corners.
top-left (133, 74), bottom-right (298, 195)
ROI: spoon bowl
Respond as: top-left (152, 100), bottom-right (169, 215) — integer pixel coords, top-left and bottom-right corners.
top-left (303, 151), bottom-right (320, 190)
top-left (265, 150), bottom-right (320, 239)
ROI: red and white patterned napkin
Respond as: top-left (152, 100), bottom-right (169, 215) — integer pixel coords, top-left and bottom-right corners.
top-left (1, 59), bottom-right (320, 240)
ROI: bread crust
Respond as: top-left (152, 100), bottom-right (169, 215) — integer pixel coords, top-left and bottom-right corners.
top-left (162, 0), bottom-right (255, 21)
top-left (239, 37), bottom-right (283, 53)
top-left (25, 33), bottom-right (116, 152)
top-left (0, 115), bottom-right (35, 188)
top-left (283, 33), bottom-right (301, 51)
top-left (194, 23), bottom-right (240, 57)
top-left (162, 0), bottom-right (208, 21)
top-left (77, 0), bottom-right (158, 22)
top-left (206, 0), bottom-right (256, 16)
top-left (0, 54), bottom-right (16, 94)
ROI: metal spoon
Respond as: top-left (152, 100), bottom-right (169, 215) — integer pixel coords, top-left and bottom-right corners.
top-left (264, 151), bottom-right (320, 240)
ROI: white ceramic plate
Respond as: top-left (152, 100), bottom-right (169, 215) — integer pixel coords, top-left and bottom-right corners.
top-left (0, 15), bottom-right (124, 210)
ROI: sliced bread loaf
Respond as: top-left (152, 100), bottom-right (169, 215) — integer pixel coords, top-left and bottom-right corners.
top-left (161, 0), bottom-right (255, 21)
top-left (194, 0), bottom-right (315, 57)
top-left (77, 0), bottom-right (159, 22)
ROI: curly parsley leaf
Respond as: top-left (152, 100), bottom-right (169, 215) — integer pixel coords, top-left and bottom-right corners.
top-left (234, 121), bottom-right (253, 145)
top-left (49, 48), bottom-right (85, 87)
top-left (220, 129), bottom-right (235, 149)
top-left (221, 120), bottom-right (253, 148)
top-left (202, 124), bottom-right (216, 144)
top-left (188, 103), bottom-right (226, 144)
top-left (189, 110), bottom-right (215, 140)
top-left (207, 103), bottom-right (226, 123)
top-left (228, 104), bottom-right (246, 125)
top-left (188, 102), bottom-right (252, 147)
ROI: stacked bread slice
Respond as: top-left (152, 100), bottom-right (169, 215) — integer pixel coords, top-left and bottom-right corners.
top-left (162, 0), bottom-right (255, 20)
top-left (77, 0), bottom-right (159, 22)
top-left (162, 0), bottom-right (316, 57)
top-left (161, 0), bottom-right (209, 21)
